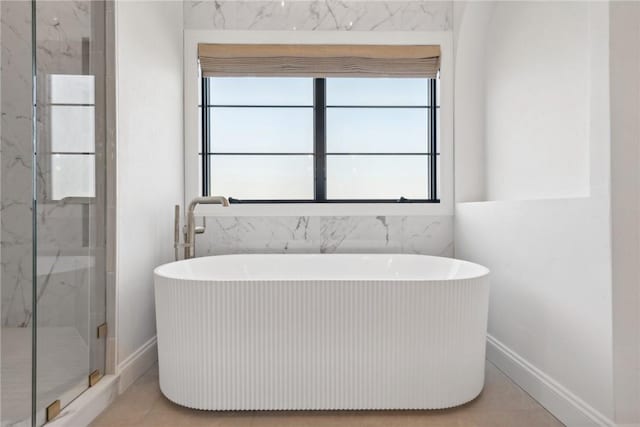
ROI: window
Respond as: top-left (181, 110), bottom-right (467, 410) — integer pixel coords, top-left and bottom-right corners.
top-left (199, 76), bottom-right (439, 203)
top-left (47, 74), bottom-right (96, 201)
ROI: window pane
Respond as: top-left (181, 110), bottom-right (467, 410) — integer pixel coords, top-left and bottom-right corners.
top-left (327, 155), bottom-right (428, 199)
top-left (51, 154), bottom-right (95, 201)
top-left (197, 106), bottom-right (202, 152)
top-left (211, 107), bottom-right (313, 153)
top-left (209, 77), bottom-right (313, 106)
top-left (436, 107), bottom-right (440, 153)
top-left (436, 155), bottom-right (441, 199)
top-left (198, 154), bottom-right (203, 196)
top-left (211, 155), bottom-right (314, 199)
top-left (327, 78), bottom-right (428, 106)
top-left (48, 74), bottom-right (95, 105)
top-left (50, 105), bottom-right (95, 153)
top-left (327, 108), bottom-right (428, 153)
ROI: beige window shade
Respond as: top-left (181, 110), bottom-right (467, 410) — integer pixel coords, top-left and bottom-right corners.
top-left (198, 44), bottom-right (440, 78)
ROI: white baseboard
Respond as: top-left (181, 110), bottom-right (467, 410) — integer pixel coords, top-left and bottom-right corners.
top-left (47, 375), bottom-right (119, 427)
top-left (487, 334), bottom-right (615, 427)
top-left (117, 336), bottom-right (158, 394)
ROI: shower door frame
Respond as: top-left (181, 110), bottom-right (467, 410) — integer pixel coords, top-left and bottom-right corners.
top-left (29, 0), bottom-right (116, 425)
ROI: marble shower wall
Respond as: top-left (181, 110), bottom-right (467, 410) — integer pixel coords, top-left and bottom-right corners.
top-left (1, 1), bottom-right (35, 328)
top-left (33, 2), bottom-right (108, 360)
top-left (2, 0), bottom-right (107, 351)
top-left (1, 1), bottom-right (88, 329)
top-left (1, 2), bottom-right (35, 424)
top-left (187, 0), bottom-right (454, 256)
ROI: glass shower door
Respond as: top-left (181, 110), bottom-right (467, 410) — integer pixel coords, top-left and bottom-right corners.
top-left (1, 1), bottom-right (36, 425)
top-left (1, 1), bottom-right (106, 424)
top-left (33, 0), bottom-right (107, 424)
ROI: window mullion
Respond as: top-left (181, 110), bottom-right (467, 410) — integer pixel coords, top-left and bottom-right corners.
top-left (429, 78), bottom-right (438, 201)
top-left (201, 77), bottom-right (211, 196)
top-left (314, 78), bottom-right (327, 201)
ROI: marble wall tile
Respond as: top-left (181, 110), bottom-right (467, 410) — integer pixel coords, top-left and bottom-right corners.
top-left (195, 215), bottom-right (453, 257)
top-left (1, 244), bottom-right (33, 328)
top-left (195, 216), bottom-right (318, 254)
top-left (184, 0), bottom-right (453, 256)
top-left (184, 0), bottom-right (452, 31)
top-left (2, 1), bottom-right (106, 335)
top-left (186, 0), bottom-right (454, 258)
top-left (34, 257), bottom-right (93, 344)
top-left (1, 0), bottom-right (35, 329)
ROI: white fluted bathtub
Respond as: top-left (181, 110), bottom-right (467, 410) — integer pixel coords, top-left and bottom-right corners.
top-left (154, 254), bottom-right (490, 411)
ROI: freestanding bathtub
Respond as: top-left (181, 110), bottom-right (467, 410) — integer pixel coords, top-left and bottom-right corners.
top-left (154, 254), bottom-right (490, 411)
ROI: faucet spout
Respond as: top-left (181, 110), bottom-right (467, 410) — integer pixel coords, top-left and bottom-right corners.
top-left (184, 196), bottom-right (229, 259)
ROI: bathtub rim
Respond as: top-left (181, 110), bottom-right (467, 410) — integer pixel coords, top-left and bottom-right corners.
top-left (154, 254), bottom-right (490, 283)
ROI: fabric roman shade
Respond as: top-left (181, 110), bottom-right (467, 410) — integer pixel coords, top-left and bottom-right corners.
top-left (198, 44), bottom-right (441, 78)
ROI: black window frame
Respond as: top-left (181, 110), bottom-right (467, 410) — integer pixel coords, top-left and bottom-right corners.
top-left (200, 77), bottom-right (440, 204)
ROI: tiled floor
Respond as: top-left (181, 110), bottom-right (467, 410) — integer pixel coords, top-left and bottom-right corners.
top-left (91, 361), bottom-right (563, 427)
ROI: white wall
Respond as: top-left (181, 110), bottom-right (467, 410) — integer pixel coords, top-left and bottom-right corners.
top-left (115, 0), bottom-right (183, 367)
top-left (453, 2), bottom-right (492, 203)
top-left (484, 2), bottom-right (591, 201)
top-left (609, 2), bottom-right (640, 424)
top-left (456, 198), bottom-right (614, 424)
top-left (455, 2), bottom-right (615, 425)
top-left (454, 0), bottom-right (592, 203)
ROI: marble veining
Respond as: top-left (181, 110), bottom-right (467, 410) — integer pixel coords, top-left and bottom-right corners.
top-left (195, 215), bottom-right (453, 257)
top-left (2, 0), bottom-right (102, 329)
top-left (186, 0), bottom-right (454, 260)
top-left (2, 2), bottom-right (106, 425)
top-left (184, 0), bottom-right (452, 31)
top-left (2, 0), bottom-right (35, 329)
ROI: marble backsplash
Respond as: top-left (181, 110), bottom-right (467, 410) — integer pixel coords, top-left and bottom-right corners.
top-left (195, 215), bottom-right (453, 257)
